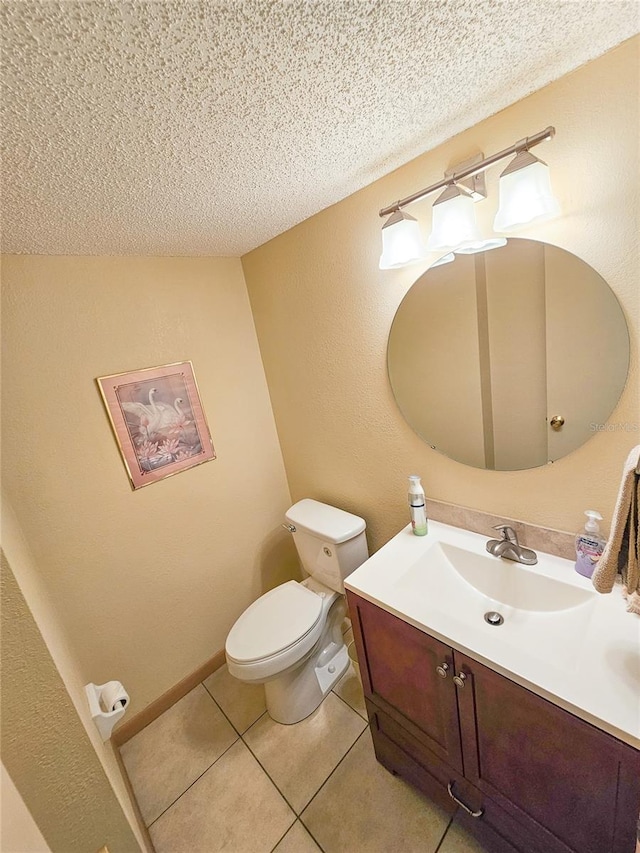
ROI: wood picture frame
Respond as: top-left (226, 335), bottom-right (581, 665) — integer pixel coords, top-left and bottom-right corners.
top-left (97, 361), bottom-right (216, 490)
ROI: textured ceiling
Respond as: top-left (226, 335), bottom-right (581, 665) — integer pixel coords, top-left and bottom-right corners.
top-left (1, 1), bottom-right (638, 257)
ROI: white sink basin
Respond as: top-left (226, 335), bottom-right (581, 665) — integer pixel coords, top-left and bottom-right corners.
top-left (344, 519), bottom-right (640, 749)
top-left (437, 542), bottom-right (594, 613)
top-left (394, 535), bottom-right (596, 623)
top-left (350, 519), bottom-right (599, 670)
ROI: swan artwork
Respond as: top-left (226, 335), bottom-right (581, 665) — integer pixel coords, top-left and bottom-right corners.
top-left (122, 388), bottom-right (191, 441)
top-left (98, 361), bottom-right (215, 488)
top-left (163, 398), bottom-right (194, 436)
top-left (121, 387), bottom-right (160, 439)
top-left (155, 397), bottom-right (191, 431)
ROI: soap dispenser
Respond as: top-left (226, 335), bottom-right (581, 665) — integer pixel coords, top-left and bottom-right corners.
top-left (408, 475), bottom-right (428, 536)
top-left (575, 510), bottom-right (606, 579)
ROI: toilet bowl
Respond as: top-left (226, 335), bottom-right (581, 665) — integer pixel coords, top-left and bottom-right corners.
top-left (225, 499), bottom-right (368, 724)
top-left (226, 577), bottom-right (348, 724)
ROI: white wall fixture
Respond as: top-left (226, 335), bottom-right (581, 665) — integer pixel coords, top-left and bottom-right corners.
top-left (430, 252), bottom-right (456, 268)
top-left (426, 185), bottom-right (483, 252)
top-left (379, 210), bottom-right (428, 269)
top-left (85, 681), bottom-right (129, 742)
top-left (425, 184), bottom-right (507, 256)
top-left (455, 237), bottom-right (507, 255)
top-left (379, 126), bottom-right (557, 268)
top-left (493, 150), bottom-right (560, 232)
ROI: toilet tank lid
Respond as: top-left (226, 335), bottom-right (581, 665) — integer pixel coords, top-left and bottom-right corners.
top-left (285, 499), bottom-right (366, 544)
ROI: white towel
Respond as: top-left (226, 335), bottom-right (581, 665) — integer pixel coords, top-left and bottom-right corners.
top-left (591, 445), bottom-right (640, 614)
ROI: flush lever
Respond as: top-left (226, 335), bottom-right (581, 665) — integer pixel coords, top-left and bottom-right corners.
top-left (282, 523), bottom-right (296, 533)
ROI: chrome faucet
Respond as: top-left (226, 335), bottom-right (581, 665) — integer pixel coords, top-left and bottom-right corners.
top-left (486, 525), bottom-right (537, 565)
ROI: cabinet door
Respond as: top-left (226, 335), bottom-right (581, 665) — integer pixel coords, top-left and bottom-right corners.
top-left (347, 592), bottom-right (462, 771)
top-left (454, 651), bottom-right (640, 853)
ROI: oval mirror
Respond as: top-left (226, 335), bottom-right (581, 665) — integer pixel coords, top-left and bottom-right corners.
top-left (387, 238), bottom-right (630, 471)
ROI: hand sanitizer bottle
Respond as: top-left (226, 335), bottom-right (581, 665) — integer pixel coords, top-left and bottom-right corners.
top-left (575, 510), bottom-right (606, 578)
top-left (408, 475), bottom-right (428, 536)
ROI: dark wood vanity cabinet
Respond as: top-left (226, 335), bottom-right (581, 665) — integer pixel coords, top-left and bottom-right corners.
top-left (347, 591), bottom-right (640, 853)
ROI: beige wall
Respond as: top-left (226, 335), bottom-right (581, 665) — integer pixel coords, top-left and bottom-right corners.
top-left (387, 254), bottom-right (486, 467)
top-left (486, 241), bottom-right (547, 470)
top-left (545, 244), bottom-right (630, 462)
top-left (242, 37), bottom-right (639, 552)
top-left (1, 255), bottom-right (296, 718)
top-left (1, 495), bottom-right (147, 849)
top-left (1, 550), bottom-right (140, 852)
top-left (1, 762), bottom-right (51, 852)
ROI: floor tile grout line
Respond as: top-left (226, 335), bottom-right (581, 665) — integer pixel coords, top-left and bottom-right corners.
top-left (124, 666), bottom-right (461, 852)
top-left (267, 817), bottom-right (325, 853)
top-left (267, 819), bottom-right (297, 853)
top-left (267, 816), bottom-right (327, 853)
top-left (239, 728), bottom-right (301, 817)
top-left (299, 724), bottom-right (451, 853)
top-left (241, 708), bottom-right (269, 732)
top-left (298, 725), bottom-right (371, 826)
top-left (433, 814), bottom-right (455, 853)
top-left (125, 677), bottom-right (416, 852)
top-left (147, 679), bottom-right (270, 827)
top-left (124, 680), bottom-right (240, 831)
top-left (123, 673), bottom-right (365, 842)
top-left (139, 669), bottom-right (363, 835)
top-left (296, 819), bottom-right (328, 853)
top-left (201, 675), bottom-right (271, 738)
top-left (330, 681), bottom-right (368, 720)
top-left (265, 814), bottom-right (299, 852)
top-left (201, 678), bottom-right (245, 735)
top-left (240, 694), bottom-right (368, 821)
top-left (145, 735), bottom-right (240, 830)
top-left (204, 660), bottom-right (350, 851)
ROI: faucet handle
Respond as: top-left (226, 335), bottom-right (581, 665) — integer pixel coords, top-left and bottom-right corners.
top-left (493, 524), bottom-right (518, 543)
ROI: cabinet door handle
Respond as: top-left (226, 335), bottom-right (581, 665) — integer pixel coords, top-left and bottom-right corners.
top-left (436, 663), bottom-right (449, 678)
top-left (453, 672), bottom-right (467, 688)
top-left (447, 782), bottom-right (484, 818)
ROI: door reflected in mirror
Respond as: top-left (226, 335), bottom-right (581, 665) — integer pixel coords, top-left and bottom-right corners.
top-left (387, 238), bottom-right (630, 471)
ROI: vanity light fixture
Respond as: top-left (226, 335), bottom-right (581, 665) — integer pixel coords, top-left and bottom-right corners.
top-left (493, 149), bottom-right (560, 232)
top-left (430, 252), bottom-right (455, 268)
top-left (455, 238), bottom-right (507, 254)
top-left (425, 184), bottom-right (507, 255)
top-left (425, 184), bottom-right (481, 253)
top-left (379, 209), bottom-right (428, 269)
top-left (379, 126), bottom-right (557, 268)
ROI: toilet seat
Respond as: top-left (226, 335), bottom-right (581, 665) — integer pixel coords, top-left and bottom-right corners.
top-left (226, 581), bottom-right (324, 666)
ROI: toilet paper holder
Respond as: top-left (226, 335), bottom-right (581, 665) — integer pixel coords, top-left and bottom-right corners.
top-left (85, 681), bottom-right (130, 742)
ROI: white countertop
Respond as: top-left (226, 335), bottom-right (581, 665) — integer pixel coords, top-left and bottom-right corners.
top-left (345, 519), bottom-right (640, 750)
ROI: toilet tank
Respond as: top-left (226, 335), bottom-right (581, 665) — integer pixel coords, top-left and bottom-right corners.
top-left (285, 499), bottom-right (369, 593)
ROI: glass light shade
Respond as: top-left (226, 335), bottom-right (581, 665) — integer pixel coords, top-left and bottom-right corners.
top-left (430, 252), bottom-right (455, 268)
top-left (426, 187), bottom-right (483, 253)
top-left (379, 211), bottom-right (428, 269)
top-left (493, 153), bottom-right (560, 232)
top-left (455, 237), bottom-right (507, 255)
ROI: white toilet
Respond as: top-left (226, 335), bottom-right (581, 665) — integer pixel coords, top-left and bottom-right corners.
top-left (225, 499), bottom-right (368, 724)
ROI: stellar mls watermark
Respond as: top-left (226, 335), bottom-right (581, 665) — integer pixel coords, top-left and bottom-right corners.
top-left (590, 422), bottom-right (638, 432)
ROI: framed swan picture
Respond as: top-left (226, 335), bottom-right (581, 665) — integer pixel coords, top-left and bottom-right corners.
top-left (97, 361), bottom-right (216, 489)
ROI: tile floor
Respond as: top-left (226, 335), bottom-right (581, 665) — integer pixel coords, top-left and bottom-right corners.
top-left (120, 632), bottom-right (489, 853)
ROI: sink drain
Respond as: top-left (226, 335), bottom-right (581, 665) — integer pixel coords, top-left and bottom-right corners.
top-left (484, 611), bottom-right (504, 626)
